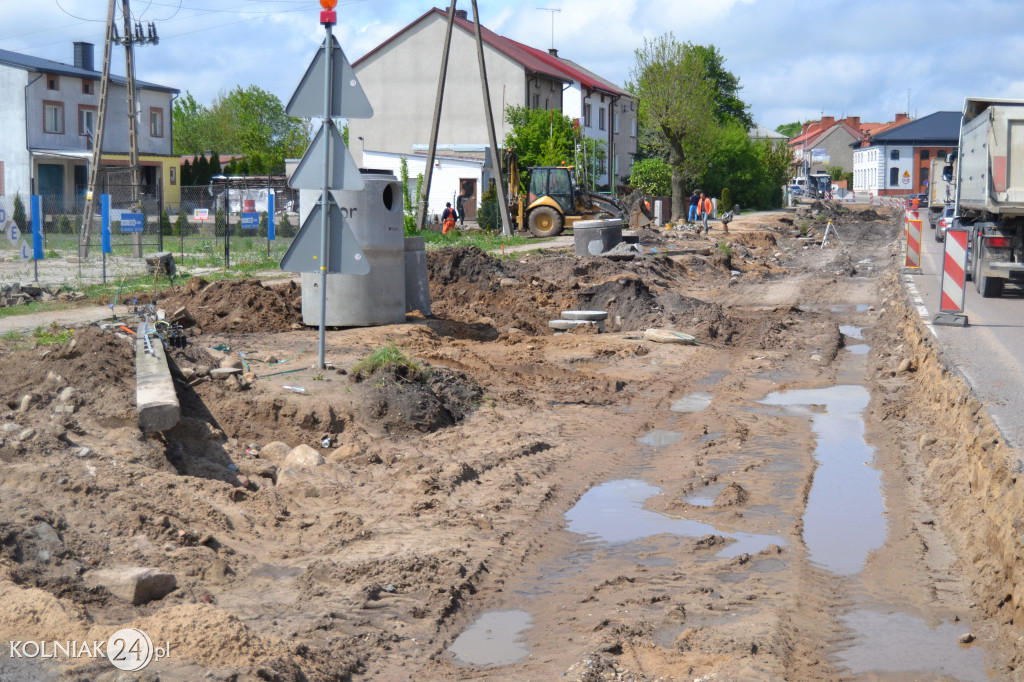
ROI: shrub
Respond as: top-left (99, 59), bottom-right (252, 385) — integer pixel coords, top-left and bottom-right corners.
top-left (13, 193), bottom-right (27, 231)
top-left (477, 184), bottom-right (501, 231)
top-left (259, 211), bottom-right (269, 238)
top-left (721, 187), bottom-right (732, 212)
top-left (174, 210), bottom-right (188, 237)
top-left (352, 343), bottom-right (423, 377)
top-left (160, 209), bottom-right (173, 236)
top-left (277, 213), bottom-right (295, 238)
top-left (58, 215), bottom-right (73, 234)
top-left (628, 158), bottom-right (672, 196)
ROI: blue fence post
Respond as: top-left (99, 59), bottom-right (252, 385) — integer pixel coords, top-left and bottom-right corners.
top-left (267, 191), bottom-right (275, 259)
top-left (101, 194), bottom-right (111, 285)
top-left (31, 195), bottom-right (42, 282)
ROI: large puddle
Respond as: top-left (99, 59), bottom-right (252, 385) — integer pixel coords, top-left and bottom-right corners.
top-left (636, 429), bottom-right (684, 447)
top-left (836, 610), bottom-right (988, 680)
top-left (565, 479), bottom-right (782, 559)
top-left (448, 609), bottom-right (533, 667)
top-left (760, 385), bottom-right (885, 575)
top-left (670, 391), bottom-right (713, 413)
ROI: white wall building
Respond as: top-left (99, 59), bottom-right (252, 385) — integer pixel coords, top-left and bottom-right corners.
top-left (0, 42), bottom-right (177, 210)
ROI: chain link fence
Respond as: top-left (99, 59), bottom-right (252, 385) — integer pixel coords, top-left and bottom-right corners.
top-left (0, 177), bottom-right (299, 290)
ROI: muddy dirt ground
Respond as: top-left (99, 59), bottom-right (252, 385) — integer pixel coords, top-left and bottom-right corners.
top-left (1, 203), bottom-right (1021, 680)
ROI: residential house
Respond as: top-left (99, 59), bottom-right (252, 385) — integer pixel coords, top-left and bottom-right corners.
top-left (787, 116), bottom-right (875, 177)
top-left (748, 124), bottom-right (788, 144)
top-left (348, 7), bottom-right (636, 217)
top-left (851, 111), bottom-right (960, 197)
top-left (0, 42), bottom-right (179, 214)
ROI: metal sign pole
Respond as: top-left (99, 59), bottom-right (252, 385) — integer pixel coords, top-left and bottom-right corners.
top-left (317, 23), bottom-right (335, 370)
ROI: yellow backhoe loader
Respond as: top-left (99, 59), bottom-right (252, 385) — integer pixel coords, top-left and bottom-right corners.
top-left (505, 149), bottom-right (629, 238)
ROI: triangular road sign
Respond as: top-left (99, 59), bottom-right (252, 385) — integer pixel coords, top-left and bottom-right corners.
top-left (287, 35), bottom-right (374, 119)
top-left (288, 120), bottom-right (364, 191)
top-left (279, 201), bottom-right (370, 275)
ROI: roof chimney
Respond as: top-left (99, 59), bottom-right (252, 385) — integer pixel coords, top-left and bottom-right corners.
top-left (454, 9), bottom-right (468, 20)
top-left (74, 42), bottom-right (94, 71)
top-left (894, 112), bottom-right (909, 122)
top-left (845, 116), bottom-right (860, 129)
top-left (819, 116), bottom-right (835, 128)
top-left (548, 48), bottom-right (558, 57)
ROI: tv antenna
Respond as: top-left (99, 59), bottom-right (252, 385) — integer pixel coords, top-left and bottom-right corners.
top-left (537, 7), bottom-right (561, 51)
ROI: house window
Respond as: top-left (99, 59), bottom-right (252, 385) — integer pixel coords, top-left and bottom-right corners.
top-left (544, 97), bottom-right (549, 110)
top-left (150, 108), bottom-right (164, 138)
top-left (532, 94), bottom-right (539, 109)
top-left (613, 113), bottom-right (619, 134)
top-left (79, 105), bottom-right (97, 138)
top-left (920, 149), bottom-right (929, 160)
top-left (584, 103), bottom-right (592, 128)
top-left (46, 74), bottom-right (59, 91)
top-left (82, 79), bottom-right (94, 95)
top-left (890, 149), bottom-right (899, 160)
top-left (889, 167), bottom-right (899, 186)
top-left (170, 167), bottom-right (176, 185)
top-left (43, 101), bottom-right (64, 134)
top-left (598, 107), bottom-right (606, 131)
top-left (630, 118), bottom-right (637, 137)
top-left (921, 167), bottom-right (929, 185)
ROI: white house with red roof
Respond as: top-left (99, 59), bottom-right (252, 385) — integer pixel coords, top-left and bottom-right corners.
top-left (347, 6), bottom-right (635, 218)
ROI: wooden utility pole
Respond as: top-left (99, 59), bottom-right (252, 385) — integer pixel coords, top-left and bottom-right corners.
top-left (121, 0), bottom-right (143, 256)
top-left (78, 0), bottom-right (117, 258)
top-left (417, 0), bottom-right (456, 231)
top-left (417, 0), bottom-right (512, 235)
top-left (470, 0), bottom-right (512, 235)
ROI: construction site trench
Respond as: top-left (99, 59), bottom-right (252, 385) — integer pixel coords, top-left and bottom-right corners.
top-left (1, 204), bottom-right (1023, 681)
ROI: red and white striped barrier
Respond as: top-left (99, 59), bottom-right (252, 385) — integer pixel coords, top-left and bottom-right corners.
top-left (904, 213), bottom-right (922, 269)
top-left (934, 227), bottom-right (969, 326)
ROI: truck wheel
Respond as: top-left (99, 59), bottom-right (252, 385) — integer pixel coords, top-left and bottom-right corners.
top-left (528, 207), bottom-right (564, 238)
top-left (979, 274), bottom-right (1004, 298)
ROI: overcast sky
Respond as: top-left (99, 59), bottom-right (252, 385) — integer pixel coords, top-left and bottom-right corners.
top-left (4, 0), bottom-right (1024, 132)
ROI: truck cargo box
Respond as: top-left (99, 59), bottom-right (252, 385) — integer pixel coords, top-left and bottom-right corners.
top-left (959, 99), bottom-right (1024, 215)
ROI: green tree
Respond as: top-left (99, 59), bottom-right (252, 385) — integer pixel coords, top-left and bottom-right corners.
top-left (629, 33), bottom-right (717, 221)
top-left (160, 209), bottom-right (173, 236)
top-left (775, 121), bottom-right (803, 138)
top-left (171, 86), bottom-right (312, 174)
top-left (181, 159), bottom-right (192, 186)
top-left (172, 92), bottom-right (209, 155)
top-left (628, 158), bottom-right (672, 196)
top-left (504, 105), bottom-right (580, 168)
top-left (690, 44), bottom-right (752, 130)
top-left (194, 155), bottom-right (210, 186)
top-left (209, 151), bottom-right (222, 177)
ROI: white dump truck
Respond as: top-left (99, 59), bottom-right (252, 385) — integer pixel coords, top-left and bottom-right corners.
top-left (927, 156), bottom-right (954, 221)
top-left (952, 98), bottom-right (1024, 297)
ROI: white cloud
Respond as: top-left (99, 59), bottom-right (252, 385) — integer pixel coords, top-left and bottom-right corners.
top-left (3, 0), bottom-right (1024, 133)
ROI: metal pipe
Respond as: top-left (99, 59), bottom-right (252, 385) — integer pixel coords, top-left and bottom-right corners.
top-left (317, 22), bottom-right (335, 370)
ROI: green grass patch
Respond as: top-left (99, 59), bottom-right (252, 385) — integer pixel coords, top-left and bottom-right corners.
top-left (32, 323), bottom-right (74, 346)
top-left (716, 240), bottom-right (733, 255)
top-left (352, 343), bottom-right (422, 376)
top-left (409, 229), bottom-right (532, 252)
top-left (0, 300), bottom-right (74, 319)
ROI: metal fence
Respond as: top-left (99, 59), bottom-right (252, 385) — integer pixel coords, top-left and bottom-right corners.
top-left (0, 178), bottom-right (299, 289)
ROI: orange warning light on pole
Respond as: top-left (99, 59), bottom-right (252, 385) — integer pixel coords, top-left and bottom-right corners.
top-left (320, 0), bottom-right (337, 24)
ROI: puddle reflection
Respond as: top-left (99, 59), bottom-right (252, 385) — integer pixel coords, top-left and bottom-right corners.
top-left (837, 610), bottom-right (989, 680)
top-left (760, 385), bottom-right (884, 575)
top-left (566, 479), bottom-right (783, 559)
top-left (449, 609), bottom-right (533, 667)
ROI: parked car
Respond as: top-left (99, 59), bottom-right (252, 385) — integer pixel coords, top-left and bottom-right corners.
top-left (909, 193), bottom-right (929, 209)
top-left (936, 205), bottom-right (955, 241)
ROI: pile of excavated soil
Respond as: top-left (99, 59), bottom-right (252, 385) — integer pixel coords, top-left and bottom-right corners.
top-left (150, 277), bottom-right (303, 335)
top-left (427, 246), bottom-right (734, 340)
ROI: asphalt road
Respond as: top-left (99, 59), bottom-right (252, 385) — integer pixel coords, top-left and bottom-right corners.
top-left (903, 211), bottom-right (1024, 452)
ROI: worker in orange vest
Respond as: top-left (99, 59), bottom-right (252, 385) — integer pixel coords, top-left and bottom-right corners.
top-left (700, 193), bottom-right (714, 234)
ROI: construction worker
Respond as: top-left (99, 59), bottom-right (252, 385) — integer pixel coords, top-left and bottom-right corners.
top-left (700, 193), bottom-right (713, 234)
